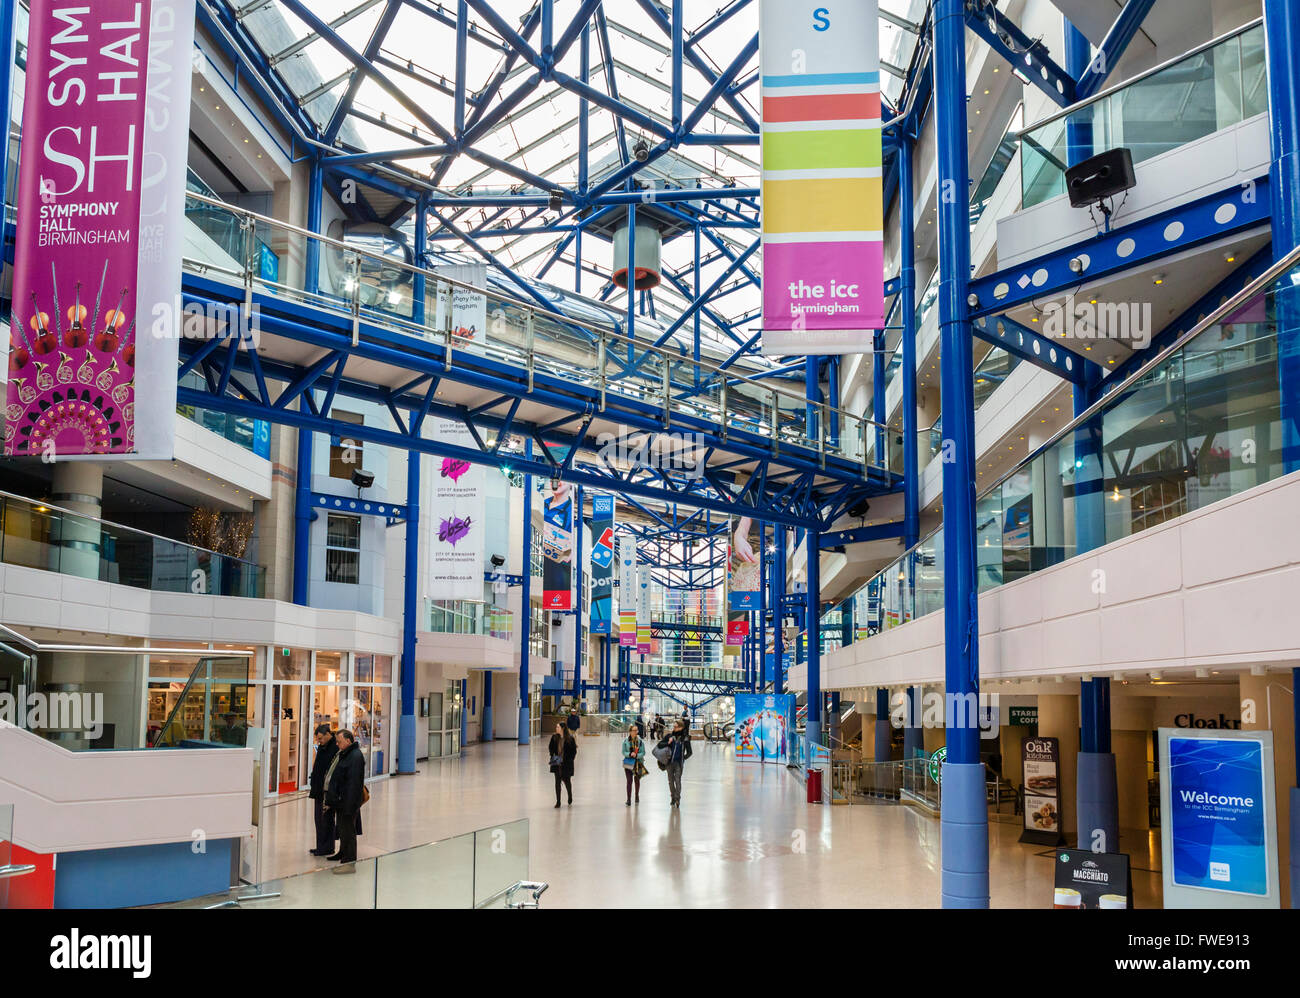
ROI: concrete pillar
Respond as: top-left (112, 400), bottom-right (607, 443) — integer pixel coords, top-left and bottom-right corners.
top-left (50, 462), bottom-right (103, 580)
top-left (1038, 693), bottom-right (1080, 839)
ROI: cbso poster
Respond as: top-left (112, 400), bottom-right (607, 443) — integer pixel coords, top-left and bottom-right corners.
top-left (427, 419), bottom-right (486, 601)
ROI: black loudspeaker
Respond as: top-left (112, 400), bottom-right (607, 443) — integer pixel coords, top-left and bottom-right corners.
top-left (1065, 147), bottom-right (1137, 208)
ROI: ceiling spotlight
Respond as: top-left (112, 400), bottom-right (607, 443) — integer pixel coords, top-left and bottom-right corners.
top-left (633, 138), bottom-right (650, 162)
top-left (1069, 256), bottom-right (1086, 274)
top-left (966, 292), bottom-right (980, 309)
top-left (1152, 273), bottom-right (1165, 286)
top-left (548, 190), bottom-right (563, 212)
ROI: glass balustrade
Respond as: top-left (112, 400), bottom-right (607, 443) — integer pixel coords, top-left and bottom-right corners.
top-left (180, 192), bottom-right (893, 476)
top-left (838, 242), bottom-right (1295, 651)
top-left (0, 491), bottom-right (264, 598)
top-left (1020, 21), bottom-right (1266, 210)
top-left (426, 599), bottom-right (515, 640)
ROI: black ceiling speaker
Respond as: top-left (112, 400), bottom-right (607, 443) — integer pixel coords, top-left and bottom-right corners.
top-left (848, 497), bottom-right (871, 519)
top-left (1066, 147), bottom-right (1137, 208)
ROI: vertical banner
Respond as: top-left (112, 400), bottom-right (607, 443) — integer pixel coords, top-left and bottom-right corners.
top-left (434, 263), bottom-right (489, 344)
top-left (734, 693), bottom-right (794, 764)
top-left (1020, 736), bottom-right (1064, 846)
top-left (6, 1), bottom-right (195, 459)
top-left (727, 515), bottom-right (761, 610)
top-left (725, 612), bottom-right (749, 655)
top-left (1158, 728), bottom-right (1279, 908)
top-left (427, 419), bottom-right (486, 600)
top-left (636, 565), bottom-right (652, 654)
top-left (617, 533), bottom-right (638, 647)
top-left (588, 495), bottom-right (614, 635)
top-left (542, 481), bottom-right (573, 610)
top-left (759, 1), bottom-right (883, 355)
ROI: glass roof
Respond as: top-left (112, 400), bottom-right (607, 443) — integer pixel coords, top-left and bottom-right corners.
top-left (215, 1), bottom-right (927, 356)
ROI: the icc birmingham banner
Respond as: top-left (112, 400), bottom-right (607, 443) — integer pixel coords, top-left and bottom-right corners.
top-left (427, 418), bottom-right (486, 601)
top-left (542, 481), bottom-right (574, 610)
top-left (617, 533), bottom-right (637, 647)
top-left (6, 1), bottom-right (195, 459)
top-left (734, 693), bottom-right (794, 764)
top-left (759, 1), bottom-right (883, 356)
top-left (588, 495), bottom-right (614, 635)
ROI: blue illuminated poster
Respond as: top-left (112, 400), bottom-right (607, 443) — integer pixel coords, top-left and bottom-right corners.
top-left (734, 693), bottom-right (794, 765)
top-left (1168, 735), bottom-right (1268, 895)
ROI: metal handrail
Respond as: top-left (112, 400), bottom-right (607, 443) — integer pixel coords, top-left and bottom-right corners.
top-left (181, 191), bottom-right (895, 467)
top-left (1017, 17), bottom-right (1264, 135)
top-left (842, 239), bottom-right (1300, 593)
top-left (0, 863), bottom-right (36, 879)
top-left (475, 879), bottom-right (549, 909)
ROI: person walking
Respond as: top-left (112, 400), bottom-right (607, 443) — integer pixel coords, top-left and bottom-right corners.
top-left (548, 722), bottom-right (577, 807)
top-left (324, 729), bottom-right (366, 864)
top-left (308, 723), bottom-right (338, 856)
top-left (622, 723), bottom-right (647, 805)
top-left (662, 717), bottom-right (693, 807)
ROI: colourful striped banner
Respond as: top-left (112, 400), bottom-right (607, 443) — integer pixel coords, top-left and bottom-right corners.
top-left (760, 2), bottom-right (884, 356)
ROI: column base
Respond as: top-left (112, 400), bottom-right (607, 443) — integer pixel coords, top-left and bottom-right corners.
top-left (1076, 751), bottom-right (1120, 854)
top-left (481, 706), bottom-right (494, 744)
top-left (396, 712), bottom-right (418, 775)
top-left (517, 707), bottom-right (531, 746)
top-left (805, 719), bottom-right (822, 753)
top-left (941, 762), bottom-right (990, 908)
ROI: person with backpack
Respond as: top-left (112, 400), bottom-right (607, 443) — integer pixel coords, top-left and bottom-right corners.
top-left (548, 722), bottom-right (577, 807)
top-left (661, 717), bottom-right (693, 807)
top-left (622, 723), bottom-right (647, 805)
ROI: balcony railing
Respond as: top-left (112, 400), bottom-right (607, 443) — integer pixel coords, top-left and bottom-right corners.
top-left (838, 235), bottom-right (1297, 646)
top-left (426, 599), bottom-right (514, 640)
top-left (0, 491), bottom-right (265, 598)
top-left (1020, 19), bottom-right (1266, 210)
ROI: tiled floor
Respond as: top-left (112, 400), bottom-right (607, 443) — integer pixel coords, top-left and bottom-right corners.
top-left (253, 734), bottom-right (1164, 908)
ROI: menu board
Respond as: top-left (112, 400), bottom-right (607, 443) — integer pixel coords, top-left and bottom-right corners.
top-left (1053, 850), bottom-right (1131, 909)
top-left (1020, 735), bottom-right (1063, 845)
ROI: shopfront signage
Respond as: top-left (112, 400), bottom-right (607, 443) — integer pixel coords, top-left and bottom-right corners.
top-left (1008, 705), bottom-right (1038, 726)
top-left (1020, 735), bottom-right (1063, 846)
top-left (1158, 729), bottom-right (1279, 908)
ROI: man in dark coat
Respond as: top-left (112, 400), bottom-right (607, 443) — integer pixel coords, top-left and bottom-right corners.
top-left (325, 729), bottom-right (366, 863)
top-left (308, 724), bottom-right (338, 856)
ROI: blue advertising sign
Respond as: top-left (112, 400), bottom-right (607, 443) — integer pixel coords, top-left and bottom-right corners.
top-left (588, 495), bottom-right (614, 635)
top-left (1159, 728), bottom-right (1279, 908)
top-left (734, 693), bottom-right (794, 765)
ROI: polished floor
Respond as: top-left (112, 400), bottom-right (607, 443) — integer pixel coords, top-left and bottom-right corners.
top-left (249, 734), bottom-right (1164, 908)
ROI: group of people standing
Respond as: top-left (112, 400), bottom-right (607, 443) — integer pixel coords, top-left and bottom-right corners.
top-left (548, 716), bottom-right (693, 808)
top-left (308, 724), bottom-right (368, 865)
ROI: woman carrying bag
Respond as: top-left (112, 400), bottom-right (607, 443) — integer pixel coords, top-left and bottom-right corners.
top-left (548, 722), bottom-right (577, 807)
top-left (622, 723), bottom-right (647, 805)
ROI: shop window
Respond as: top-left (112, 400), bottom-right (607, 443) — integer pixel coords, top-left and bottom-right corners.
top-left (329, 411), bottom-right (364, 479)
top-left (325, 514), bottom-right (361, 584)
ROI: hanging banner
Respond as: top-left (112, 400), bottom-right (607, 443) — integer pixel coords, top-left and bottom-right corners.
top-left (1020, 736), bottom-right (1064, 846)
top-left (759, 1), bottom-right (883, 355)
top-left (542, 481), bottom-right (574, 610)
top-left (734, 693), bottom-right (794, 764)
top-left (725, 612), bottom-right (749, 655)
top-left (434, 263), bottom-right (489, 345)
top-left (588, 495), bottom-right (614, 635)
top-left (6, 0), bottom-right (195, 459)
top-left (617, 533), bottom-right (638, 647)
top-left (1158, 728), bottom-right (1279, 908)
top-left (427, 418), bottom-right (486, 601)
top-left (728, 515), bottom-right (761, 610)
top-left (636, 565), bottom-right (652, 654)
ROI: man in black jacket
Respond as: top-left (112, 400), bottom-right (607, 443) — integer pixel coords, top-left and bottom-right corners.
top-left (308, 724), bottom-right (338, 856)
top-left (325, 729), bottom-right (366, 863)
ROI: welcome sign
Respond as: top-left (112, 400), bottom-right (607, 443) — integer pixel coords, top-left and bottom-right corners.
top-left (759, 1), bottom-right (884, 355)
top-left (6, 0), bottom-right (194, 459)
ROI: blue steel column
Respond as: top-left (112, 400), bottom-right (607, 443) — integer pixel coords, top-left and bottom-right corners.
top-left (482, 670), bottom-right (494, 741)
top-left (572, 485), bottom-right (584, 701)
top-left (772, 527), bottom-right (786, 695)
top-left (518, 439), bottom-right (534, 745)
top-left (1264, 0), bottom-right (1300, 905)
top-left (757, 523), bottom-right (767, 691)
top-left (412, 196), bottom-right (428, 326)
top-left (872, 335), bottom-right (887, 465)
top-left (397, 450), bottom-right (420, 773)
top-left (1066, 22), bottom-right (1118, 854)
top-left (804, 530), bottom-right (822, 748)
top-left (899, 135), bottom-right (920, 549)
top-left (903, 686), bottom-right (923, 758)
top-left (460, 678), bottom-right (468, 748)
top-left (934, 0), bottom-right (988, 908)
top-left (874, 688), bottom-right (892, 762)
top-left (294, 161), bottom-right (325, 606)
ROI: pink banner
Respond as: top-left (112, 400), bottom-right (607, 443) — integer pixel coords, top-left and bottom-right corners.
top-left (6, 2), bottom-right (191, 459)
